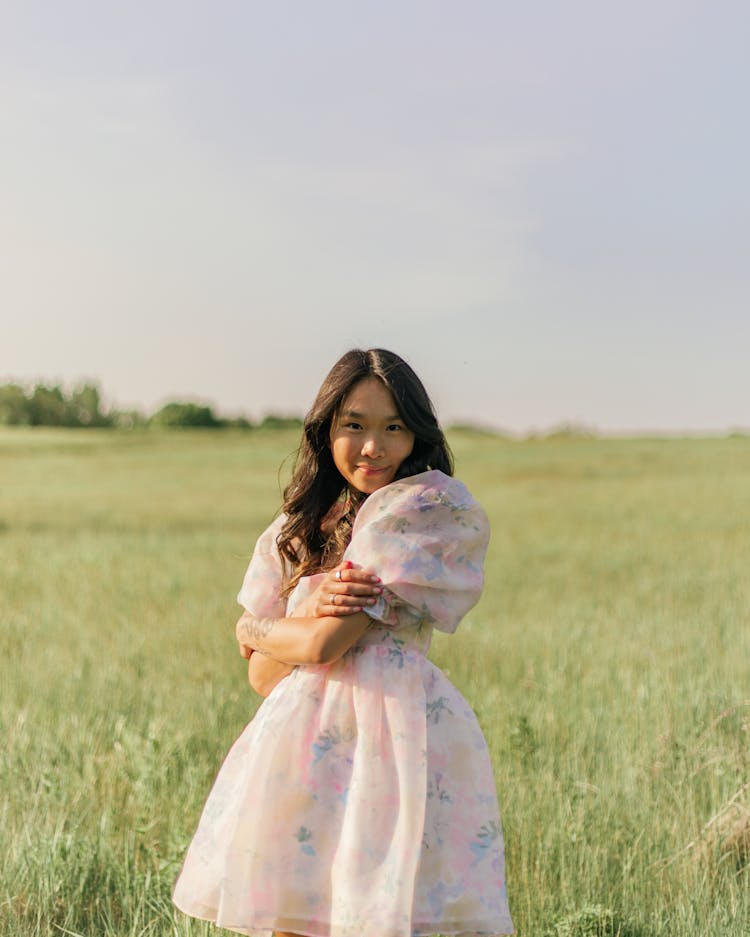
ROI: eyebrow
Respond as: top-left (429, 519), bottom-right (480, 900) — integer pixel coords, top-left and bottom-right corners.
top-left (341, 410), bottom-right (403, 421)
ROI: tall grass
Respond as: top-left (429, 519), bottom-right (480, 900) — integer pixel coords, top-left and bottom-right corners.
top-left (1, 427), bottom-right (749, 936)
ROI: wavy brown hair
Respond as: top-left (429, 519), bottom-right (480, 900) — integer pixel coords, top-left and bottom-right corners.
top-left (277, 348), bottom-right (453, 594)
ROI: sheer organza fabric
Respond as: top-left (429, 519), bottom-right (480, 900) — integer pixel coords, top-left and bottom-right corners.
top-left (173, 471), bottom-right (513, 937)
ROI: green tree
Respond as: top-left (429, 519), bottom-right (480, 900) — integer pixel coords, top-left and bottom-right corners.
top-left (151, 402), bottom-right (223, 428)
top-left (66, 383), bottom-right (113, 427)
top-left (28, 384), bottom-right (67, 426)
top-left (0, 384), bottom-right (31, 424)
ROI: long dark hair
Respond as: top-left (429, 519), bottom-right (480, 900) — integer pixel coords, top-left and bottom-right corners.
top-left (278, 348), bottom-right (453, 593)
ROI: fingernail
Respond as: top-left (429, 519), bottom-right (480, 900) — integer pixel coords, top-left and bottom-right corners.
top-left (371, 575), bottom-right (381, 583)
top-left (367, 598), bottom-right (376, 605)
top-left (375, 587), bottom-right (383, 594)
top-left (353, 606), bottom-right (362, 612)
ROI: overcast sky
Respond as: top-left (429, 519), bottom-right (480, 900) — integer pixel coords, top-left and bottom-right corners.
top-left (2, 1), bottom-right (748, 433)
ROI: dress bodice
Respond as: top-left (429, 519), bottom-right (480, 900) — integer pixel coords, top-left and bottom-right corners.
top-left (238, 471), bottom-right (490, 653)
top-left (353, 621), bottom-right (433, 656)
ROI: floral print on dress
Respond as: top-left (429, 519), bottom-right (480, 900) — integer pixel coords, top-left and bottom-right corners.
top-left (295, 826), bottom-right (316, 857)
top-left (173, 470), bottom-right (513, 937)
top-left (341, 470), bottom-right (491, 634)
top-left (312, 726), bottom-right (356, 763)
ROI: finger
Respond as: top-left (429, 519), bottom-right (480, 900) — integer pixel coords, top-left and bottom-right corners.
top-left (330, 582), bottom-right (382, 598)
top-left (326, 592), bottom-right (377, 610)
top-left (338, 592), bottom-right (377, 605)
top-left (324, 601), bottom-right (362, 615)
top-left (331, 561), bottom-right (352, 582)
top-left (332, 566), bottom-right (381, 585)
top-left (328, 591), bottom-right (357, 606)
top-left (329, 604), bottom-right (362, 616)
top-left (327, 577), bottom-right (382, 599)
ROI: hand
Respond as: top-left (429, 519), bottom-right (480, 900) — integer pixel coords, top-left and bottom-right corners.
top-left (309, 560), bottom-right (382, 618)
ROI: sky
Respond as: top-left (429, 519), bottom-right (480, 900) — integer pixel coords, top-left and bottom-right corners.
top-left (2, 1), bottom-right (748, 433)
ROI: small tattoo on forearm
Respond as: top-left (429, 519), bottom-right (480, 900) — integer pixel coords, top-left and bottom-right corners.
top-left (242, 617), bottom-right (278, 646)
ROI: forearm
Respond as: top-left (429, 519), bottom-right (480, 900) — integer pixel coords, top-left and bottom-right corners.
top-left (236, 611), bottom-right (371, 665)
top-left (248, 654), bottom-right (295, 697)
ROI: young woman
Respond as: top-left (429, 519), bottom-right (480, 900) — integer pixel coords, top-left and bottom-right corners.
top-left (173, 348), bottom-right (514, 937)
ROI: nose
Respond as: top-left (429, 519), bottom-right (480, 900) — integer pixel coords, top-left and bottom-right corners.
top-left (361, 434), bottom-right (384, 459)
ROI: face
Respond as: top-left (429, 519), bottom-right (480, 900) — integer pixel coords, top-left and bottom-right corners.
top-left (329, 377), bottom-right (415, 494)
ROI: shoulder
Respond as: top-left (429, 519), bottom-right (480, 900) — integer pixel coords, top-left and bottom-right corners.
top-left (252, 513), bottom-right (287, 556)
top-left (344, 472), bottom-right (489, 632)
top-left (363, 469), bottom-right (479, 509)
top-left (352, 471), bottom-right (488, 537)
top-left (238, 514), bottom-right (290, 614)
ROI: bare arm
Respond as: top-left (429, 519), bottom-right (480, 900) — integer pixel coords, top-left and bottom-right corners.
top-left (236, 610), bottom-right (371, 666)
top-left (239, 562), bottom-right (381, 695)
top-left (247, 654), bottom-right (295, 697)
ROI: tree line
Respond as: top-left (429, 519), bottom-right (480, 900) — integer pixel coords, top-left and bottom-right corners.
top-left (0, 382), bottom-right (302, 430)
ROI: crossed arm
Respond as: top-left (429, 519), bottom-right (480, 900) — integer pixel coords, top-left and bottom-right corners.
top-left (237, 562), bottom-right (382, 697)
top-left (236, 611), bottom-right (371, 666)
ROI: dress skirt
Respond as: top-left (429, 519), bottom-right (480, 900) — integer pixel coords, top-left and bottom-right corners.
top-left (173, 631), bottom-right (514, 937)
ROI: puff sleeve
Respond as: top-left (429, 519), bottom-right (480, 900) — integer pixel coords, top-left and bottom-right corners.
top-left (342, 470), bottom-right (490, 633)
top-left (236, 514), bottom-right (289, 618)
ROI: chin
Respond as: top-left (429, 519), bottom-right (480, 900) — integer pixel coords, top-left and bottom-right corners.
top-left (351, 474), bottom-right (392, 494)
top-left (352, 482), bottom-right (380, 495)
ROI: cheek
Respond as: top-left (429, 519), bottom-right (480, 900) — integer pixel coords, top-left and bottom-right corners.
top-left (398, 434), bottom-right (415, 462)
top-left (330, 437), bottom-right (353, 473)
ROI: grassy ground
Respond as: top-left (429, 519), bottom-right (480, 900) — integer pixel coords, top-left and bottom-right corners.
top-left (1, 427), bottom-right (749, 936)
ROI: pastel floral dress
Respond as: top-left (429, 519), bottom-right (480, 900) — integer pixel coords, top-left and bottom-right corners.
top-left (173, 470), bottom-right (514, 937)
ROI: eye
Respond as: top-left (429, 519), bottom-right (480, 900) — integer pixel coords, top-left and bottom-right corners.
top-left (386, 423), bottom-right (404, 432)
top-left (344, 421), bottom-right (363, 431)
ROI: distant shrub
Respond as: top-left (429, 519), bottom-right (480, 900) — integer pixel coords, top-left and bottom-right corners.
top-left (258, 413), bottom-right (303, 430)
top-left (447, 422), bottom-right (511, 438)
top-left (66, 384), bottom-right (114, 427)
top-left (0, 383), bottom-right (294, 431)
top-left (529, 422), bottom-right (598, 441)
top-left (112, 409), bottom-right (148, 429)
top-left (0, 383), bottom-right (31, 425)
top-left (150, 402), bottom-right (223, 428)
top-left (0, 382), bottom-right (114, 427)
top-left (225, 415), bottom-right (253, 429)
top-left (28, 384), bottom-right (67, 425)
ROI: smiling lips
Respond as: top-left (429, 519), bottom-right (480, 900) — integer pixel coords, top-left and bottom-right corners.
top-left (357, 465), bottom-right (387, 475)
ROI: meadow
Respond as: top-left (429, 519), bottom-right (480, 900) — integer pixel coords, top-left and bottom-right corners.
top-left (1, 427), bottom-right (749, 937)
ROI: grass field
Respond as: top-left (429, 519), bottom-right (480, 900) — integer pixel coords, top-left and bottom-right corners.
top-left (2, 427), bottom-right (749, 937)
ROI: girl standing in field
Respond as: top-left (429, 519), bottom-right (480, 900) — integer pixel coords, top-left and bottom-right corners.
top-left (173, 348), bottom-right (514, 937)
